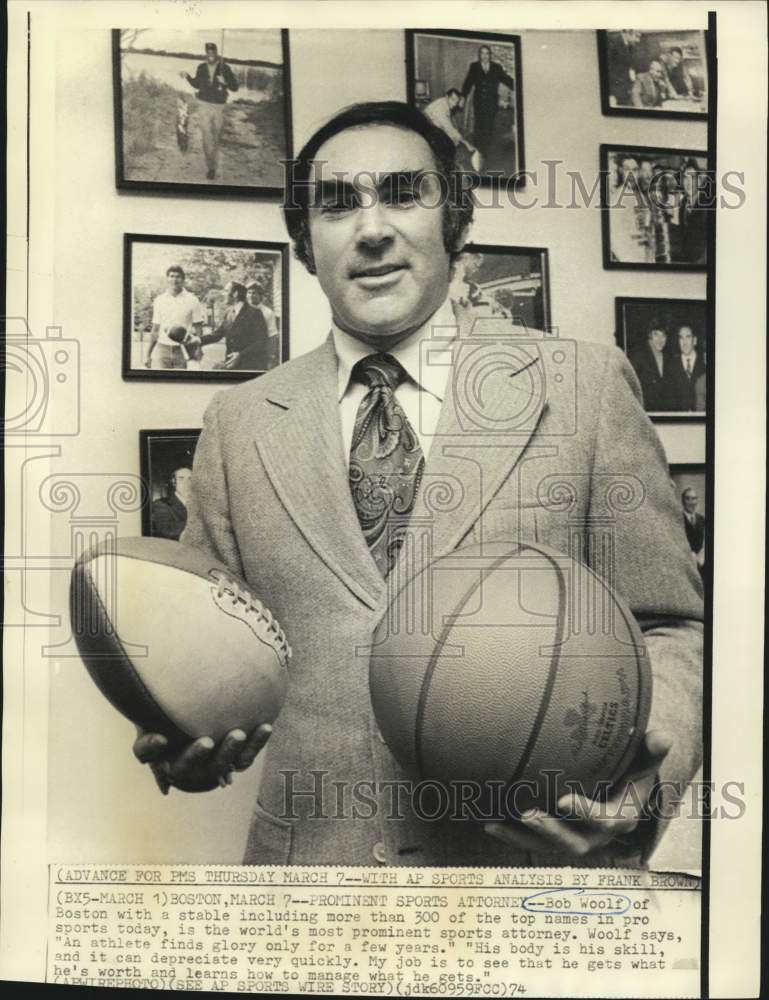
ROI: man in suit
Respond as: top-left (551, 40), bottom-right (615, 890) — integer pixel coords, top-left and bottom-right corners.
top-left (629, 323), bottom-right (672, 412)
top-left (197, 280), bottom-right (271, 371)
top-left (681, 487), bottom-right (705, 579)
top-left (668, 325), bottom-right (706, 411)
top-left (134, 102), bottom-right (702, 869)
top-left (151, 466), bottom-right (192, 541)
top-left (460, 44), bottom-right (516, 163)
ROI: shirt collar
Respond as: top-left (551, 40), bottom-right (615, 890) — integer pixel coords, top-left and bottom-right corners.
top-left (332, 297), bottom-right (457, 403)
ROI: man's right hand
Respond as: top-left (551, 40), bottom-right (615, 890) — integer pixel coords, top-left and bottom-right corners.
top-left (133, 725), bottom-right (272, 794)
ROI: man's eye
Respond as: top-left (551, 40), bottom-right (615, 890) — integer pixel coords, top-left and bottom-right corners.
top-left (382, 186), bottom-right (418, 207)
top-left (320, 201), bottom-right (355, 214)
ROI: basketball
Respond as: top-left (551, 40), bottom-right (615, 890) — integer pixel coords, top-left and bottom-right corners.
top-left (70, 537), bottom-right (291, 746)
top-left (369, 540), bottom-right (651, 812)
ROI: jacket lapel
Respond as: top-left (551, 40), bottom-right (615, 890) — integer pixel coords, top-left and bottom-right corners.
top-left (391, 322), bottom-right (548, 583)
top-left (254, 336), bottom-right (385, 610)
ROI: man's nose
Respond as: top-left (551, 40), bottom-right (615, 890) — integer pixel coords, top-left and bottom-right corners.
top-left (354, 199), bottom-right (395, 247)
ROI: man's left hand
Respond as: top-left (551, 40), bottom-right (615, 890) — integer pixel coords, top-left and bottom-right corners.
top-left (221, 352), bottom-right (241, 369)
top-left (485, 730), bottom-right (671, 858)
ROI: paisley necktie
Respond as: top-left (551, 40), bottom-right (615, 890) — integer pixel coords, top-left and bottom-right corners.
top-left (349, 353), bottom-right (425, 577)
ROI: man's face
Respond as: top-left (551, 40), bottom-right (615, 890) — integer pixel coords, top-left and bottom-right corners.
top-left (306, 124), bottom-right (457, 344)
top-left (447, 93), bottom-right (460, 111)
top-left (678, 327), bottom-right (695, 355)
top-left (225, 283), bottom-right (239, 306)
top-left (167, 271), bottom-right (184, 295)
top-left (246, 286), bottom-right (261, 307)
top-left (639, 160), bottom-right (653, 184)
top-left (479, 47), bottom-right (491, 68)
top-left (649, 328), bottom-right (667, 352)
top-left (621, 158), bottom-right (639, 181)
top-left (670, 50), bottom-right (682, 66)
top-left (649, 60), bottom-right (664, 81)
top-left (206, 48), bottom-right (217, 64)
top-left (172, 468), bottom-right (192, 500)
top-left (682, 489), bottom-right (698, 514)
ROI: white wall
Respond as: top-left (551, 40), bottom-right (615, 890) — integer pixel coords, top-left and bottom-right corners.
top-left (48, 28), bottom-right (707, 862)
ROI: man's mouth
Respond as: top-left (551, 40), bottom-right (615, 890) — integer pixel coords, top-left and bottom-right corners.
top-left (350, 263), bottom-right (407, 279)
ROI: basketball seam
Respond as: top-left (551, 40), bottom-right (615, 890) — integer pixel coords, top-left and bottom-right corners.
top-left (413, 546), bottom-right (528, 780)
top-left (504, 542), bottom-right (567, 790)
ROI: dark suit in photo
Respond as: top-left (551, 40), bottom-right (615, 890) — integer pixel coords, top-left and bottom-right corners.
top-left (668, 352), bottom-right (706, 411)
top-left (201, 302), bottom-right (271, 371)
top-left (461, 59), bottom-right (515, 158)
top-left (630, 346), bottom-right (672, 412)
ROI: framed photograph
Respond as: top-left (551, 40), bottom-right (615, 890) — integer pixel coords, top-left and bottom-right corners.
top-left (601, 145), bottom-right (710, 271)
top-left (123, 234), bottom-right (289, 382)
top-left (669, 463), bottom-right (706, 581)
top-left (597, 29), bottom-right (708, 119)
top-left (139, 429), bottom-right (201, 540)
top-left (450, 243), bottom-right (550, 331)
top-left (112, 28), bottom-right (292, 196)
top-left (616, 297), bottom-right (707, 418)
top-left (405, 29), bottom-right (524, 186)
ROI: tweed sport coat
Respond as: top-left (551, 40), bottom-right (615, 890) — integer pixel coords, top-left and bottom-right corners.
top-left (182, 316), bottom-right (703, 869)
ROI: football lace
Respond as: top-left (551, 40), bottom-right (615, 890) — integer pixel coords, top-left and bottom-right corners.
top-left (212, 572), bottom-right (292, 661)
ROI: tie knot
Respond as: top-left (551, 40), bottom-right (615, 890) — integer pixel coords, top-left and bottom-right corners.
top-left (352, 353), bottom-right (407, 392)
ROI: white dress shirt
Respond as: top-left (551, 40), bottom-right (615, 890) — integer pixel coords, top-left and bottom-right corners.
top-left (332, 297), bottom-right (457, 466)
top-left (151, 288), bottom-right (205, 346)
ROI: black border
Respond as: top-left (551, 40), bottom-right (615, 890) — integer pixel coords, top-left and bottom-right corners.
top-left (600, 143), bottom-right (709, 272)
top-left (699, 11), bottom-right (718, 997)
top-left (461, 242), bottom-right (551, 331)
top-left (596, 28), bottom-right (709, 121)
top-left (614, 295), bottom-right (707, 422)
top-left (112, 28), bottom-right (293, 198)
top-left (139, 428), bottom-right (202, 537)
top-left (405, 28), bottom-right (526, 190)
top-left (122, 232), bottom-right (290, 383)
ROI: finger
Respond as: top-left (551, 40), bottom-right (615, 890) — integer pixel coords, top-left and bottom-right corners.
top-left (149, 762), bottom-right (171, 796)
top-left (520, 810), bottom-right (604, 858)
top-left (627, 730), bottom-right (673, 780)
top-left (484, 821), bottom-right (551, 855)
top-left (169, 736), bottom-right (215, 779)
top-left (233, 724), bottom-right (272, 771)
top-left (556, 792), bottom-right (642, 838)
top-left (133, 732), bottom-right (169, 764)
top-left (213, 730), bottom-right (247, 774)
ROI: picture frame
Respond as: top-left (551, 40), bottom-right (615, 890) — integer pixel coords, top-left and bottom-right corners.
top-left (615, 296), bottom-right (707, 419)
top-left (451, 243), bottom-right (551, 331)
top-left (112, 28), bottom-right (293, 197)
top-left (405, 28), bottom-right (525, 188)
top-left (596, 29), bottom-right (708, 120)
top-left (601, 144), bottom-right (710, 272)
top-left (669, 463), bottom-right (707, 581)
top-left (139, 428), bottom-right (202, 540)
top-left (123, 233), bottom-right (289, 383)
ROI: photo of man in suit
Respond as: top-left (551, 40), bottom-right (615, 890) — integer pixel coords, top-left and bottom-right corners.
top-left (681, 487), bottom-right (705, 579)
top-left (460, 44), bottom-right (516, 166)
top-left (668, 324), bottom-right (706, 411)
top-left (630, 321), bottom-right (671, 413)
top-left (196, 280), bottom-right (271, 371)
top-left (180, 41), bottom-right (239, 180)
top-left (151, 465), bottom-right (192, 541)
top-left (134, 101), bottom-right (702, 869)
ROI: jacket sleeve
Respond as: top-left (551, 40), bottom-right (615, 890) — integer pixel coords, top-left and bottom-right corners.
top-left (223, 61), bottom-right (239, 91)
top-left (590, 347), bottom-right (703, 861)
top-left (180, 393), bottom-right (246, 579)
top-left (461, 63), bottom-right (475, 97)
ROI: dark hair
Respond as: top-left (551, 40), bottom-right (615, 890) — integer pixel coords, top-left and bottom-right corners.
top-left (446, 87), bottom-right (461, 99)
top-left (205, 42), bottom-right (218, 53)
top-left (670, 46), bottom-right (683, 57)
top-left (478, 45), bottom-right (492, 57)
top-left (228, 281), bottom-right (247, 302)
top-left (282, 101), bottom-right (474, 274)
top-left (647, 319), bottom-right (666, 337)
top-left (166, 265), bottom-right (185, 279)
